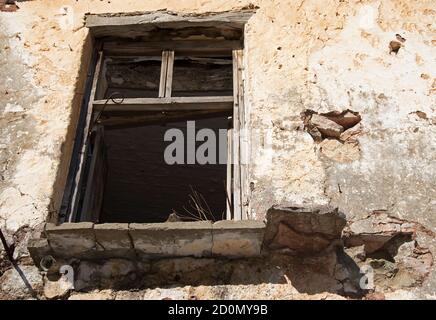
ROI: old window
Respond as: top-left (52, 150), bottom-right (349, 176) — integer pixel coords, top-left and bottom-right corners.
top-left (59, 11), bottom-right (252, 224)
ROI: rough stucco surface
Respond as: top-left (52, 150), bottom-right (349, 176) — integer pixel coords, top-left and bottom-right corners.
top-left (0, 0), bottom-right (435, 299)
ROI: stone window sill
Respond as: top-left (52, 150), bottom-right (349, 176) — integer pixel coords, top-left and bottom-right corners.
top-left (28, 221), bottom-right (266, 264)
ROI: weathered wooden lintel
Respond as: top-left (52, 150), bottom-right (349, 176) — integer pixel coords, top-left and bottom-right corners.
top-left (85, 9), bottom-right (255, 39)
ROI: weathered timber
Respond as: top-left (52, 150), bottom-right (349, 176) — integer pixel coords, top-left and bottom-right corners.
top-left (103, 40), bottom-right (242, 55)
top-left (85, 10), bottom-right (255, 39)
top-left (93, 96), bottom-right (234, 112)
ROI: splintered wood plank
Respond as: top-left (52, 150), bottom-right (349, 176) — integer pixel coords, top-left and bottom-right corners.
top-left (232, 50), bottom-right (242, 221)
top-left (236, 50), bottom-right (249, 220)
top-left (165, 51), bottom-right (174, 97)
top-left (93, 96), bottom-right (234, 112)
top-left (69, 50), bottom-right (104, 221)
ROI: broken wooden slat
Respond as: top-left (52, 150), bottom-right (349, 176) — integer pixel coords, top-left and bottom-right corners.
top-left (93, 96), bottom-right (234, 112)
top-left (81, 126), bottom-right (107, 222)
top-left (226, 125), bottom-right (233, 220)
top-left (69, 50), bottom-right (104, 222)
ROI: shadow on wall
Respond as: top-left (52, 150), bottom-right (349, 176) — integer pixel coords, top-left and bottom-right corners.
top-left (55, 249), bottom-right (364, 298)
top-left (48, 32), bottom-right (93, 223)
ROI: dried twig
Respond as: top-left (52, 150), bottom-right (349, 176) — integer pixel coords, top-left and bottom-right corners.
top-left (179, 186), bottom-right (218, 222)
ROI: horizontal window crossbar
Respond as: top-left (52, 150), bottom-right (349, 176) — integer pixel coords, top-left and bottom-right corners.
top-left (103, 40), bottom-right (242, 56)
top-left (93, 96), bottom-right (234, 112)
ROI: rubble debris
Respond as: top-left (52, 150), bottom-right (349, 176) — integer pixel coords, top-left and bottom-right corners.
top-left (342, 211), bottom-right (434, 290)
top-left (323, 110), bottom-right (361, 129)
top-left (339, 123), bottom-right (362, 142)
top-left (43, 275), bottom-right (72, 299)
top-left (310, 114), bottom-right (344, 139)
top-left (302, 109), bottom-right (361, 142)
top-left (343, 211), bottom-right (417, 253)
top-left (302, 109), bottom-right (362, 162)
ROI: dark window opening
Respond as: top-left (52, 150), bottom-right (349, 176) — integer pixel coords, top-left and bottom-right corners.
top-left (101, 117), bottom-right (229, 223)
top-left (60, 14), bottom-right (251, 223)
top-left (61, 43), bottom-right (241, 224)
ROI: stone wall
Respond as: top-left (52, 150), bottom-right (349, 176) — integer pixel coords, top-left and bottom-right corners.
top-left (0, 0), bottom-right (435, 299)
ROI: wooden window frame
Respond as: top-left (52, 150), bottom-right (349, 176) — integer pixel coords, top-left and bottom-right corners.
top-left (60, 40), bottom-right (249, 223)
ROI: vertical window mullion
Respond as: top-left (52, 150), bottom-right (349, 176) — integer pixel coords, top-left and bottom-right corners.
top-left (159, 50), bottom-right (175, 98)
top-left (69, 50), bottom-right (104, 222)
top-left (232, 49), bottom-right (242, 220)
top-left (159, 51), bottom-right (169, 98)
top-left (226, 118), bottom-right (233, 220)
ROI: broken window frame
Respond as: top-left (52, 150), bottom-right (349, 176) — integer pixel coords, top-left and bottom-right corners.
top-left (59, 39), bottom-right (250, 223)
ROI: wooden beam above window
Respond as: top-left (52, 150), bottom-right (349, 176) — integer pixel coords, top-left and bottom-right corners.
top-left (93, 96), bottom-right (234, 112)
top-left (103, 40), bottom-right (242, 56)
top-left (85, 10), bottom-right (256, 39)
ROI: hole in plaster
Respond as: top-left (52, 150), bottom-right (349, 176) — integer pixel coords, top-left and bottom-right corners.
top-left (302, 109), bottom-right (362, 162)
top-left (410, 111), bottom-right (428, 120)
top-left (301, 109), bottom-right (362, 142)
top-left (389, 40), bottom-right (402, 55)
top-left (365, 233), bottom-right (413, 263)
